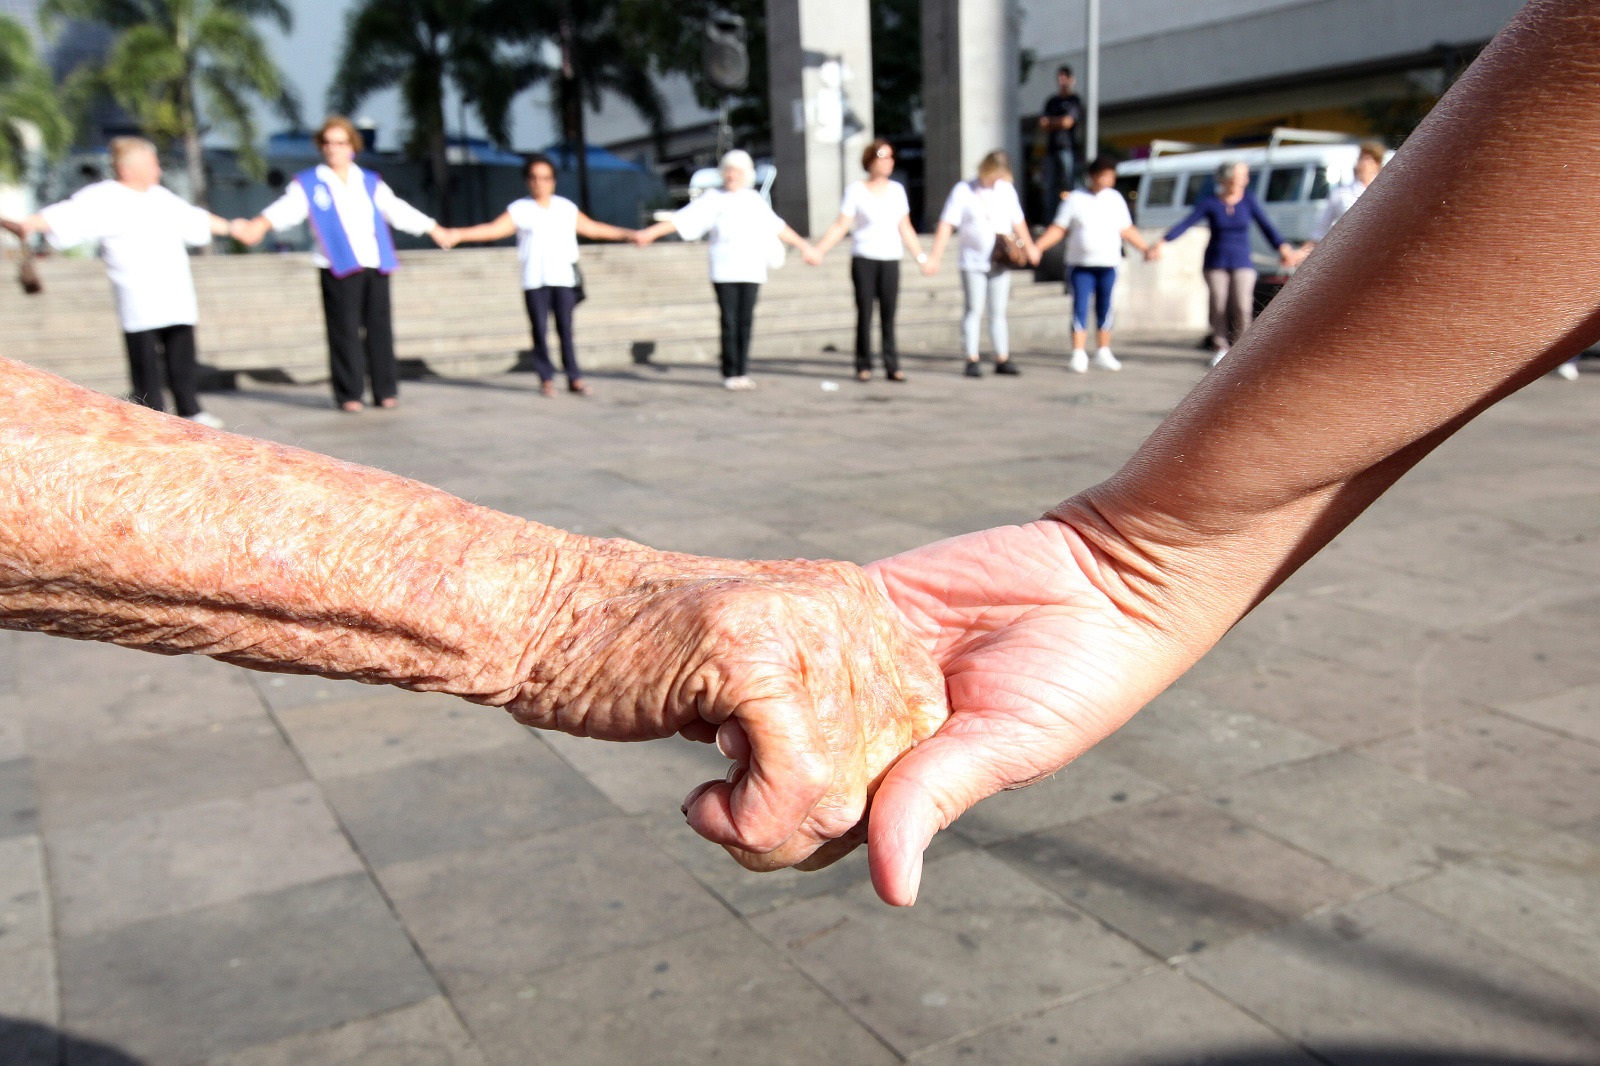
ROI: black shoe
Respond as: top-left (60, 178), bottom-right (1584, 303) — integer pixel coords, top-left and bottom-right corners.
top-left (964, 361), bottom-right (983, 378)
top-left (994, 360), bottom-right (1020, 376)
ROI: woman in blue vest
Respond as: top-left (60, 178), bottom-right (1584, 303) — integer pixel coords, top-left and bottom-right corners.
top-left (238, 117), bottom-right (453, 412)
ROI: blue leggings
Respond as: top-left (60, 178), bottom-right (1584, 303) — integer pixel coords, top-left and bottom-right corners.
top-left (1069, 266), bottom-right (1117, 333)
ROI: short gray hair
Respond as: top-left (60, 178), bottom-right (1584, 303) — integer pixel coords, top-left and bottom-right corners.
top-left (719, 149), bottom-right (756, 183)
top-left (108, 136), bottom-right (158, 173)
top-left (1215, 160), bottom-right (1248, 184)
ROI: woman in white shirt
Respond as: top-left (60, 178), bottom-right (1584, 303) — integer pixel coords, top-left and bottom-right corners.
top-left (635, 150), bottom-right (816, 390)
top-left (808, 139), bottom-right (927, 383)
top-left (444, 155), bottom-right (636, 397)
top-left (1034, 157), bottom-right (1154, 373)
top-left (923, 151), bottom-right (1040, 378)
top-left (236, 117), bottom-right (452, 413)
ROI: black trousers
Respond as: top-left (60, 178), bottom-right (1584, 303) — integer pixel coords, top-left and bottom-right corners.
top-left (850, 257), bottom-right (901, 375)
top-left (713, 282), bottom-right (760, 378)
top-left (318, 268), bottom-right (398, 406)
top-left (123, 324), bottom-right (201, 417)
top-left (524, 286), bottom-right (582, 382)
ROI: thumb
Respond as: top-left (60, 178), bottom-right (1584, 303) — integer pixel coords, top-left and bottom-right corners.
top-left (865, 730), bottom-right (1020, 907)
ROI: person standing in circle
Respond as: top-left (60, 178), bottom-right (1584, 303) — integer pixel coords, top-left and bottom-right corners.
top-left (1, 137), bottom-right (233, 428)
top-left (444, 155), bottom-right (636, 398)
top-left (806, 140), bottom-right (927, 383)
top-left (235, 117), bottom-right (454, 412)
top-left (634, 150), bottom-right (816, 391)
top-left (1034, 157), bottom-right (1154, 373)
top-left (1148, 160), bottom-right (1293, 367)
top-left (922, 150), bottom-right (1040, 378)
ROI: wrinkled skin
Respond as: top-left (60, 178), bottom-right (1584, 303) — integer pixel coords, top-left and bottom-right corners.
top-left (497, 549), bottom-right (951, 872)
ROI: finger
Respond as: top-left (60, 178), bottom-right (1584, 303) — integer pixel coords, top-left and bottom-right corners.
top-left (678, 720), bottom-right (719, 744)
top-left (685, 688), bottom-right (831, 855)
top-left (716, 718), bottom-right (752, 762)
top-left (865, 732), bottom-right (1018, 907)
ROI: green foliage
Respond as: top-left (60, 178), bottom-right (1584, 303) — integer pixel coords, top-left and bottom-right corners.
top-left (0, 15), bottom-right (74, 181)
top-left (39, 0), bottom-right (297, 191)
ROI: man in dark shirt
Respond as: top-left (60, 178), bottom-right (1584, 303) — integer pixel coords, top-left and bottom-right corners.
top-left (1038, 65), bottom-right (1084, 221)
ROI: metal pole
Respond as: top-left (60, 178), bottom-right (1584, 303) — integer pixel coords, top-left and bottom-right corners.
top-left (1084, 0), bottom-right (1100, 161)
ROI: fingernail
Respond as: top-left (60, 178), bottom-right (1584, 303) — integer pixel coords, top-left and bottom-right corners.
top-left (682, 782), bottom-right (714, 815)
top-left (715, 731), bottom-right (732, 759)
top-left (906, 855), bottom-right (924, 908)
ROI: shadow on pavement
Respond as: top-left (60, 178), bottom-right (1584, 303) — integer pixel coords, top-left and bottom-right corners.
top-left (0, 1016), bottom-right (146, 1066)
top-left (1104, 1049), bottom-right (1590, 1065)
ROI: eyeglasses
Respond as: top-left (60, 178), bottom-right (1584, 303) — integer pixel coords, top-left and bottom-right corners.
top-left (322, 138), bottom-right (352, 147)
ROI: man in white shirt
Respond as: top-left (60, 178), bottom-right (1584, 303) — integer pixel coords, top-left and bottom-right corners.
top-left (2, 137), bottom-right (232, 427)
top-left (1298, 142), bottom-right (1385, 257)
top-left (1035, 157), bottom-right (1153, 373)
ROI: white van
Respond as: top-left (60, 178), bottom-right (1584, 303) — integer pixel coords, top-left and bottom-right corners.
top-left (1116, 129), bottom-right (1390, 273)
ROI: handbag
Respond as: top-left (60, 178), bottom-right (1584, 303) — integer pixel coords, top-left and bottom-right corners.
top-left (990, 233), bottom-right (1030, 271)
top-left (572, 263), bottom-right (587, 305)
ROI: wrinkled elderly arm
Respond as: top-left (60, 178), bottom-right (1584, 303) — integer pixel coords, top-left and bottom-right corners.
top-left (0, 357), bottom-right (577, 700)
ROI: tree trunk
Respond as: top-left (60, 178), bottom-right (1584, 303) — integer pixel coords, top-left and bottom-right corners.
top-left (559, 11), bottom-right (591, 214)
top-left (180, 74), bottom-right (212, 253)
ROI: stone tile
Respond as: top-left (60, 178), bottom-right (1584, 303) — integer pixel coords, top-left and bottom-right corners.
top-left (536, 730), bottom-right (731, 816)
top-left (749, 850), bottom-right (1154, 1057)
top-left (1312, 555), bottom-right (1581, 633)
top-left (249, 671), bottom-right (381, 713)
top-left (49, 782), bottom-right (362, 937)
top-left (320, 740), bottom-right (616, 868)
top-left (1183, 893), bottom-right (1600, 1061)
top-left (911, 969), bottom-right (1319, 1066)
top-left (1093, 689), bottom-right (1333, 790)
top-left (0, 834), bottom-right (51, 952)
top-left (1397, 596), bottom-right (1600, 710)
top-left (59, 874), bottom-right (438, 1065)
top-left (273, 690), bottom-right (530, 780)
top-left (613, 513), bottom-right (818, 560)
top-left (455, 922), bottom-right (897, 1066)
top-left (1398, 832), bottom-right (1600, 995)
top-left (15, 647), bottom-right (265, 754)
top-left (995, 795), bottom-right (1371, 960)
top-left (1196, 651), bottom-right (1480, 748)
top-left (0, 631), bottom-right (15, 697)
top-left (949, 750), bottom-right (1169, 847)
top-left (0, 757), bottom-right (37, 841)
top-left (0, 695), bottom-right (24, 761)
top-left (1362, 713), bottom-right (1600, 829)
top-left (32, 718), bottom-right (304, 832)
top-left (1207, 752), bottom-right (1549, 886)
top-left (208, 997), bottom-right (486, 1066)
top-left (0, 943), bottom-right (56, 1025)
top-left (1499, 681), bottom-right (1600, 745)
top-left (378, 818), bottom-right (729, 995)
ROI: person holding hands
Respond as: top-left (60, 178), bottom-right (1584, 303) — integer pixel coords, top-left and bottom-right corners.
top-left (1034, 156), bottom-right (1153, 373)
top-left (233, 116), bottom-right (454, 412)
top-left (634, 150), bottom-right (816, 391)
top-left (1147, 160), bottom-right (1293, 366)
top-left (2, 136), bottom-right (232, 427)
top-left (922, 150), bottom-right (1040, 378)
top-left (444, 154), bottom-right (635, 397)
top-left (806, 139), bottom-right (927, 383)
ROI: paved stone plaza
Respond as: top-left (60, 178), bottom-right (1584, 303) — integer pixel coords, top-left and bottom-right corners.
top-left (3, 340), bottom-right (1600, 1065)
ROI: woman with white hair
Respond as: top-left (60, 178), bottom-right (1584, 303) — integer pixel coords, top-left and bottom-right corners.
top-left (922, 150), bottom-right (1040, 378)
top-left (1148, 160), bottom-right (1294, 366)
top-left (635, 150), bottom-right (816, 390)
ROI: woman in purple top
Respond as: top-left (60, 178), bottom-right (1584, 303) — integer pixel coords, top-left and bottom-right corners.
top-left (1150, 161), bottom-right (1294, 365)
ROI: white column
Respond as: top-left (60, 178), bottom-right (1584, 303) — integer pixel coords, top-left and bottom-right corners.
top-left (765, 0), bottom-right (876, 238)
top-left (920, 0), bottom-right (1020, 229)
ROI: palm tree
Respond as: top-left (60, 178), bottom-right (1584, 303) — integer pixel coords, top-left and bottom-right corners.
top-left (0, 15), bottom-right (73, 183)
top-left (41, 0), bottom-right (297, 208)
top-left (327, 0), bottom-right (548, 224)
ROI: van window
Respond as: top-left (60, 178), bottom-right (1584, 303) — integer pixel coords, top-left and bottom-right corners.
top-left (1181, 173), bottom-right (1213, 205)
top-left (1145, 175), bottom-right (1178, 208)
top-left (1265, 166), bottom-right (1306, 202)
top-left (1115, 174), bottom-right (1141, 220)
top-left (1309, 166), bottom-right (1332, 200)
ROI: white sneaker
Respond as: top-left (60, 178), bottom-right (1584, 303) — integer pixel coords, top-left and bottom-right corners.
top-left (1209, 347), bottom-right (1229, 367)
top-left (1068, 349), bottom-right (1089, 374)
top-left (1092, 347), bottom-right (1121, 371)
top-left (1557, 360), bottom-right (1579, 381)
top-left (723, 377), bottom-right (741, 390)
top-left (738, 375), bottom-right (757, 390)
top-left (188, 411), bottom-right (224, 429)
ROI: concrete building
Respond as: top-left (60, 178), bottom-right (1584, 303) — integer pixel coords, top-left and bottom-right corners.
top-left (1020, 0), bottom-right (1528, 155)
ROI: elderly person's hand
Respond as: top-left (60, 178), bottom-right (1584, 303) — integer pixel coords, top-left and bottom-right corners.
top-left (493, 540), bottom-right (949, 869)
